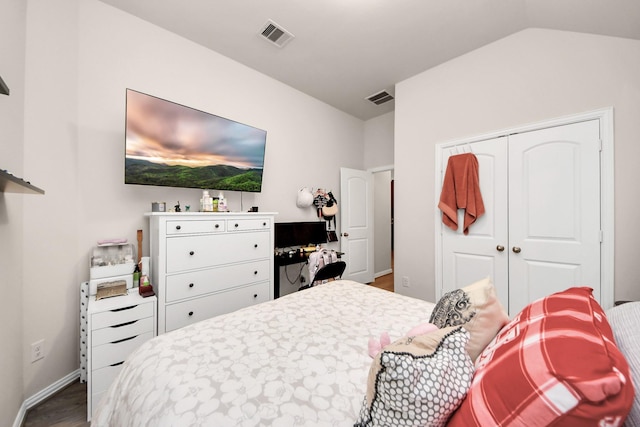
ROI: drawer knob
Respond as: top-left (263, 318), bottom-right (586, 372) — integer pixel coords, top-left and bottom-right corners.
top-left (189, 251), bottom-right (195, 256)
top-left (189, 283), bottom-right (194, 288)
top-left (253, 294), bottom-right (258, 298)
top-left (215, 224), bottom-right (220, 228)
top-left (263, 222), bottom-right (266, 226)
top-left (176, 225), bottom-right (181, 230)
top-left (234, 223), bottom-right (239, 228)
top-left (188, 311), bottom-right (194, 316)
top-left (254, 244), bottom-right (258, 248)
top-left (254, 271), bottom-right (258, 275)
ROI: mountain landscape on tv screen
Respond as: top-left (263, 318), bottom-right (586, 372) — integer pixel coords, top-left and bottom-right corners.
top-left (125, 158), bottom-right (263, 192)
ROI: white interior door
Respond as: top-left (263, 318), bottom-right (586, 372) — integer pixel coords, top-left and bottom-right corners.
top-left (508, 120), bottom-right (601, 314)
top-left (441, 137), bottom-right (509, 309)
top-left (340, 167), bottom-right (374, 283)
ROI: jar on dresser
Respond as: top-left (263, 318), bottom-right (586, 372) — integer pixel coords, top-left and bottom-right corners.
top-left (146, 212), bottom-right (276, 334)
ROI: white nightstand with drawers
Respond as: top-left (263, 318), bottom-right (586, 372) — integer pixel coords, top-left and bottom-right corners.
top-left (87, 290), bottom-right (156, 421)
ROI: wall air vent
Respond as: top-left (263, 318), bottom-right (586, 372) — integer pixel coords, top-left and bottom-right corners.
top-left (259, 20), bottom-right (295, 48)
top-left (366, 90), bottom-right (394, 105)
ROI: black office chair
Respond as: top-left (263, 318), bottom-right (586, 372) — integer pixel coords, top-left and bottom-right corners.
top-left (311, 261), bottom-right (346, 286)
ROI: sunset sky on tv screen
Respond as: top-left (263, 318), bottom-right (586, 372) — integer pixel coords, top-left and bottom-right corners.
top-left (125, 89), bottom-right (266, 170)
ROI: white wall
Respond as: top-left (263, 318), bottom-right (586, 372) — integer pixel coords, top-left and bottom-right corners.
top-left (364, 111), bottom-right (394, 169)
top-left (365, 111), bottom-right (394, 277)
top-left (373, 170), bottom-right (392, 277)
top-left (0, 1), bottom-right (27, 424)
top-left (394, 28), bottom-right (640, 302)
top-left (22, 0), bottom-right (80, 399)
top-left (20, 0), bottom-right (365, 399)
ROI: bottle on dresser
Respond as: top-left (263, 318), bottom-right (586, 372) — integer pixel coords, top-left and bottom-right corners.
top-left (218, 192), bottom-right (227, 212)
top-left (200, 190), bottom-right (213, 212)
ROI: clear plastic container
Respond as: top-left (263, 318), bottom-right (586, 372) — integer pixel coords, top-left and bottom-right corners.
top-left (89, 243), bottom-right (136, 279)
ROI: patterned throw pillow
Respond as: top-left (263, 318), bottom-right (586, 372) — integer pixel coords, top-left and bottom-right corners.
top-left (429, 277), bottom-right (509, 361)
top-left (447, 287), bottom-right (635, 427)
top-left (355, 326), bottom-right (474, 427)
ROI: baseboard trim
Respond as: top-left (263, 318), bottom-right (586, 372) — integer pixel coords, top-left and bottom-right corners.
top-left (374, 268), bottom-right (392, 278)
top-left (13, 369), bottom-right (80, 427)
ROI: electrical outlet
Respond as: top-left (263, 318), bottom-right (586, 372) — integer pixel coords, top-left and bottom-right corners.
top-left (402, 276), bottom-right (410, 288)
top-left (31, 339), bottom-right (45, 363)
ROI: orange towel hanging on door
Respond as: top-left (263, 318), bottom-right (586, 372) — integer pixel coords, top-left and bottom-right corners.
top-left (438, 153), bottom-right (485, 235)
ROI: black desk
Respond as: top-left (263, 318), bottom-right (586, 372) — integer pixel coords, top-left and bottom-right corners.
top-left (274, 251), bottom-right (310, 298)
top-left (273, 251), bottom-right (343, 298)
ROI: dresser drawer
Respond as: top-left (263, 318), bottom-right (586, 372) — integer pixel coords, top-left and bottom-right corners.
top-left (226, 218), bottom-right (271, 232)
top-left (92, 317), bottom-right (154, 347)
top-left (165, 260), bottom-right (270, 302)
top-left (92, 363), bottom-right (125, 395)
top-left (91, 331), bottom-right (153, 370)
top-left (166, 219), bottom-right (226, 235)
top-left (165, 282), bottom-right (270, 332)
top-left (166, 232), bottom-right (270, 273)
top-left (91, 302), bottom-right (154, 330)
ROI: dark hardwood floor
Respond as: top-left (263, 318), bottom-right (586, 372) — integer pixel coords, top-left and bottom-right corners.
top-left (23, 381), bottom-right (89, 427)
top-left (22, 273), bottom-right (394, 426)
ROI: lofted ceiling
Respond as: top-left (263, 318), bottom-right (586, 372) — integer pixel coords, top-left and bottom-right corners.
top-left (98, 0), bottom-right (640, 120)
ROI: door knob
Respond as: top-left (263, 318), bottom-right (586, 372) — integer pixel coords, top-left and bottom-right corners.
top-left (496, 245), bottom-right (505, 252)
top-left (512, 246), bottom-right (521, 253)
top-left (343, 232), bottom-right (349, 237)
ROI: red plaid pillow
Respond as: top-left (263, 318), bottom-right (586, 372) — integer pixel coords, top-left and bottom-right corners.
top-left (447, 287), bottom-right (634, 427)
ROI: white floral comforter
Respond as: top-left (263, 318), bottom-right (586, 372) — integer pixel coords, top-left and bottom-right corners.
top-left (93, 280), bottom-right (435, 426)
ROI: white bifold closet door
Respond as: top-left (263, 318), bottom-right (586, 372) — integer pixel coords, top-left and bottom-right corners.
top-left (440, 119), bottom-right (601, 316)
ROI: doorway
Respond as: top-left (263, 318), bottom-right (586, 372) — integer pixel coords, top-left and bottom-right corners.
top-left (372, 167), bottom-right (394, 286)
top-left (340, 165), bottom-right (395, 287)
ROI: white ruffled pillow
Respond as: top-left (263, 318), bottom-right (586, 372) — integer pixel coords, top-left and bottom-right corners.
top-left (606, 302), bottom-right (640, 426)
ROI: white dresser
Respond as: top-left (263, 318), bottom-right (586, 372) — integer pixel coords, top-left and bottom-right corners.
top-left (147, 212), bottom-right (276, 334)
top-left (87, 291), bottom-right (156, 420)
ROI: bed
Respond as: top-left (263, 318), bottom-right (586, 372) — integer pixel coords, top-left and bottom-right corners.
top-left (92, 280), bottom-right (435, 426)
top-left (93, 279), bottom-right (638, 426)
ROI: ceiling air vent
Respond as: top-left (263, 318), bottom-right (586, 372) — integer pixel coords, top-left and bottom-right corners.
top-left (366, 90), bottom-right (394, 105)
top-left (259, 20), bottom-right (295, 48)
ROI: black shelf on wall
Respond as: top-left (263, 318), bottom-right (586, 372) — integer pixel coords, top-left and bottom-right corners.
top-left (0, 170), bottom-right (45, 195)
top-left (0, 74), bottom-right (9, 95)
top-left (0, 74), bottom-right (43, 194)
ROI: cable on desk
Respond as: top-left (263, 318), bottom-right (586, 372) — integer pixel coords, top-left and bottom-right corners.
top-left (285, 261), bottom-right (307, 285)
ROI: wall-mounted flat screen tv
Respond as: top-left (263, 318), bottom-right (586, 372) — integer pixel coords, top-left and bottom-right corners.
top-left (124, 89), bottom-right (267, 192)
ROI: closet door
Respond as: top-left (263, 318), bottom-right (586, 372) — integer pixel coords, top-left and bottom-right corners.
top-left (439, 120), bottom-right (601, 316)
top-left (508, 120), bottom-right (601, 315)
top-left (441, 137), bottom-right (509, 309)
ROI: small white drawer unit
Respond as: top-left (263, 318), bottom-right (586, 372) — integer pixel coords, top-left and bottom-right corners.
top-left (87, 291), bottom-right (156, 421)
top-left (147, 212), bottom-right (276, 334)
